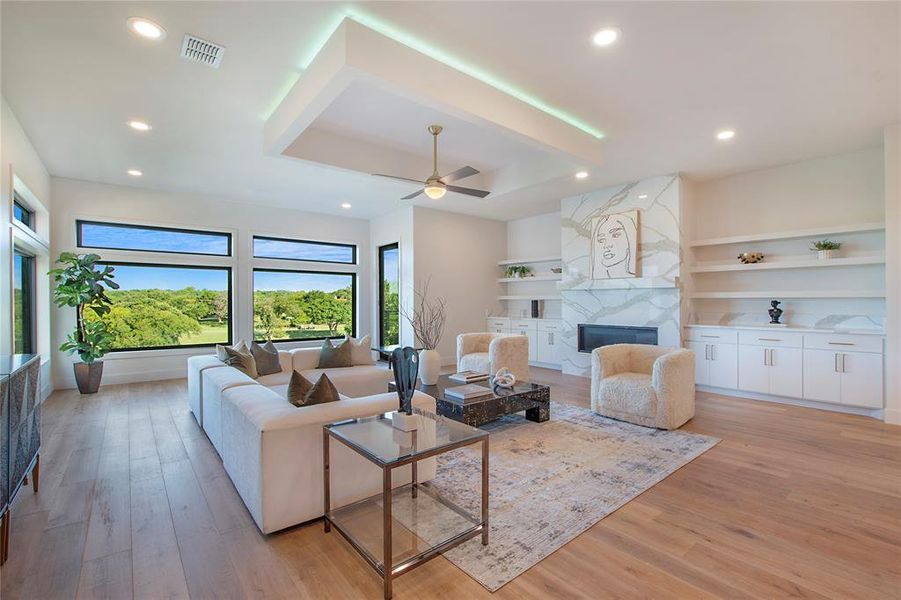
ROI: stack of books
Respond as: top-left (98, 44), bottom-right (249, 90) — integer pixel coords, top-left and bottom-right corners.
top-left (448, 370), bottom-right (489, 383)
top-left (444, 384), bottom-right (493, 401)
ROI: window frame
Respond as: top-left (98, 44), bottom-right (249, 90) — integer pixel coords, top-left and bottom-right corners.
top-left (12, 193), bottom-right (34, 231)
top-left (252, 267), bottom-right (357, 343)
top-left (12, 249), bottom-right (36, 355)
top-left (252, 234), bottom-right (357, 265)
top-left (95, 261), bottom-right (234, 353)
top-left (378, 242), bottom-right (400, 348)
top-left (76, 219), bottom-right (233, 258)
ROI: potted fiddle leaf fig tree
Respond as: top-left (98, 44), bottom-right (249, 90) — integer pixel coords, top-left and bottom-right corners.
top-left (50, 252), bottom-right (118, 394)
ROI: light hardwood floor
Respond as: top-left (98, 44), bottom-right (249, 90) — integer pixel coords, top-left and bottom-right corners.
top-left (2, 368), bottom-right (899, 599)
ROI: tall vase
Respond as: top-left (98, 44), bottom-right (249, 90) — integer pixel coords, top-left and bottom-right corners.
top-left (418, 349), bottom-right (441, 385)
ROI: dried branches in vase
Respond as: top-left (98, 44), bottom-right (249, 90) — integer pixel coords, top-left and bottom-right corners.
top-left (403, 278), bottom-right (447, 385)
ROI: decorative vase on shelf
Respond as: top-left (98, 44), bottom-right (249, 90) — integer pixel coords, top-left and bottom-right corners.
top-left (418, 349), bottom-right (441, 385)
top-left (818, 249), bottom-right (835, 260)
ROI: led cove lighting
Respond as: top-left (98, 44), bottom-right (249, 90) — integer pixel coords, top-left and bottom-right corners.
top-left (592, 28), bottom-right (620, 47)
top-left (575, 171), bottom-right (589, 179)
top-left (127, 17), bottom-right (166, 40)
top-left (262, 12), bottom-right (605, 140)
top-left (716, 129), bottom-right (736, 141)
top-left (127, 169), bottom-right (143, 177)
top-left (128, 120), bottom-right (151, 132)
top-left (341, 202), bottom-right (352, 209)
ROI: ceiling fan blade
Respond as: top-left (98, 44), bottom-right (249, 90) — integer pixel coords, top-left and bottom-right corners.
top-left (446, 185), bottom-right (490, 198)
top-left (401, 189), bottom-right (425, 200)
top-left (373, 173), bottom-right (426, 185)
top-left (439, 165), bottom-right (479, 184)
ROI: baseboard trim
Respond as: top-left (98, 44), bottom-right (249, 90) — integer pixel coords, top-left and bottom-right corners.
top-left (55, 367), bottom-right (187, 390)
top-left (696, 385), bottom-right (883, 419)
top-left (883, 407), bottom-right (901, 425)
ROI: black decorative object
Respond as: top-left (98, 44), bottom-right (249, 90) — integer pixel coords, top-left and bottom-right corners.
top-left (768, 300), bottom-right (783, 324)
top-left (391, 347), bottom-right (419, 415)
top-left (531, 299), bottom-right (540, 318)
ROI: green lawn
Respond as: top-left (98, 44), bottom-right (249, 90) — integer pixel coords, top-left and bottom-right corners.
top-left (180, 323), bottom-right (229, 345)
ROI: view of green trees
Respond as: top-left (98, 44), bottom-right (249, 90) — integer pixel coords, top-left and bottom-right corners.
top-left (84, 285), bottom-right (356, 349)
top-left (253, 287), bottom-right (353, 340)
top-left (381, 280), bottom-right (399, 346)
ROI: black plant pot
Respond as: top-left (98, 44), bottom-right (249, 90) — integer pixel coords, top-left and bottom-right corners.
top-left (74, 361), bottom-right (104, 394)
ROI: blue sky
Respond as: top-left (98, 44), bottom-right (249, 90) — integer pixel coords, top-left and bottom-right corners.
top-left (82, 223), bottom-right (229, 255)
top-left (382, 246), bottom-right (398, 284)
top-left (253, 238), bottom-right (354, 263)
top-left (254, 271), bottom-right (352, 292)
top-left (110, 265), bottom-right (228, 290)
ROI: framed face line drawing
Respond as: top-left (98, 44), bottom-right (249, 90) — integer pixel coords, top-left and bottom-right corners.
top-left (590, 210), bottom-right (639, 279)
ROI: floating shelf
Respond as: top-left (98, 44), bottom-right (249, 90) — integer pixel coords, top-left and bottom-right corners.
top-left (689, 222), bottom-right (885, 248)
top-left (689, 255), bottom-right (885, 273)
top-left (689, 290), bottom-right (885, 299)
top-left (497, 274), bottom-right (562, 283)
top-left (498, 256), bottom-right (562, 266)
top-left (499, 295), bottom-right (562, 301)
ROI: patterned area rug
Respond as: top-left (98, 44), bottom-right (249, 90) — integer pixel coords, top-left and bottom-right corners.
top-left (393, 402), bottom-right (718, 592)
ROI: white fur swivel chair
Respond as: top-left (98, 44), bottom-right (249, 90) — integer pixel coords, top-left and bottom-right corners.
top-left (456, 333), bottom-right (530, 381)
top-left (590, 344), bottom-right (695, 430)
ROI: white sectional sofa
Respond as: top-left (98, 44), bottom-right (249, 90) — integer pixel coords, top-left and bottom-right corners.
top-left (186, 348), bottom-right (436, 534)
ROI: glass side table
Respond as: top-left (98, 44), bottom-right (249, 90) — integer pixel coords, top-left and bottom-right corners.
top-left (323, 408), bottom-right (489, 599)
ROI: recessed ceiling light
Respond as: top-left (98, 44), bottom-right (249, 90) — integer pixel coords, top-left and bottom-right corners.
top-left (127, 17), bottom-right (166, 40)
top-left (716, 129), bottom-right (736, 141)
top-left (638, 194), bottom-right (648, 199)
top-left (128, 120), bottom-right (151, 132)
top-left (575, 171), bottom-right (589, 179)
top-left (127, 169), bottom-right (143, 177)
top-left (592, 28), bottom-right (620, 47)
top-left (341, 202), bottom-right (352, 209)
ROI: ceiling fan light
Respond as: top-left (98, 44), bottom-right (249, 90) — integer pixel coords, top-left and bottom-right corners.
top-left (424, 183), bottom-right (446, 199)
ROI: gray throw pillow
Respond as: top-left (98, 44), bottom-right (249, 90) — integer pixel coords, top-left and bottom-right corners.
top-left (287, 372), bottom-right (340, 407)
top-left (251, 340), bottom-right (281, 376)
top-left (220, 345), bottom-right (258, 379)
top-left (318, 338), bottom-right (353, 368)
top-left (216, 340), bottom-right (248, 362)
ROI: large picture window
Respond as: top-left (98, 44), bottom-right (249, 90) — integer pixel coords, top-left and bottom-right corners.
top-left (94, 263), bottom-right (232, 351)
top-left (378, 243), bottom-right (399, 347)
top-left (13, 250), bottom-right (36, 354)
top-left (253, 235), bottom-right (356, 264)
top-left (77, 220), bottom-right (231, 256)
top-left (253, 269), bottom-right (355, 341)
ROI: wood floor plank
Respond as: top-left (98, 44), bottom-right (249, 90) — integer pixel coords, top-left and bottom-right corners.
top-left (1, 370), bottom-right (897, 600)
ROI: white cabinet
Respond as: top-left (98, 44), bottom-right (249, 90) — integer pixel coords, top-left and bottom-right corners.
top-left (803, 347), bottom-right (883, 408)
top-left (738, 345), bottom-right (802, 398)
top-left (537, 328), bottom-right (561, 365)
top-left (485, 318), bottom-right (561, 367)
top-left (487, 318), bottom-right (510, 334)
top-left (688, 341), bottom-right (737, 388)
top-left (510, 320), bottom-right (538, 363)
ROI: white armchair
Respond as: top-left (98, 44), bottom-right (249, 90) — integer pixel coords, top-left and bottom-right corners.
top-left (590, 344), bottom-right (695, 430)
top-left (456, 333), bottom-right (530, 381)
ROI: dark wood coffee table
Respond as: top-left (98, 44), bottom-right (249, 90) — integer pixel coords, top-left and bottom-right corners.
top-left (389, 375), bottom-right (550, 428)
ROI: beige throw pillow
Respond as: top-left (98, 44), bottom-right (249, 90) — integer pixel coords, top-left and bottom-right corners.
top-left (287, 372), bottom-right (340, 407)
top-left (318, 338), bottom-right (353, 369)
top-left (220, 344), bottom-right (258, 379)
top-left (216, 340), bottom-right (248, 362)
top-left (345, 334), bottom-right (375, 366)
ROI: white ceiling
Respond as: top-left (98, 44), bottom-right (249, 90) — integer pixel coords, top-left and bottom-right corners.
top-left (2, 1), bottom-right (898, 220)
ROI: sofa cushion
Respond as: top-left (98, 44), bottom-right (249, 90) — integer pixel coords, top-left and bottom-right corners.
top-left (345, 334), bottom-right (375, 366)
top-left (221, 345), bottom-right (258, 379)
top-left (287, 371), bottom-right (340, 407)
top-left (318, 338), bottom-right (353, 368)
top-left (458, 352), bottom-right (490, 375)
top-left (599, 372), bottom-right (657, 418)
top-left (251, 340), bottom-right (282, 376)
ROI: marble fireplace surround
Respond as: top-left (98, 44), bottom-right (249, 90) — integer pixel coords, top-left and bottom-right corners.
top-left (560, 174), bottom-right (683, 376)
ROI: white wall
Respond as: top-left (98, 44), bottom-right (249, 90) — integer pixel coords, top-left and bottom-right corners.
top-left (884, 124), bottom-right (900, 424)
top-left (369, 207), bottom-right (415, 347)
top-left (412, 206), bottom-right (506, 364)
top-left (687, 146), bottom-right (886, 331)
top-left (50, 177), bottom-right (371, 388)
top-left (504, 211), bottom-right (562, 319)
top-left (1, 96), bottom-right (53, 396)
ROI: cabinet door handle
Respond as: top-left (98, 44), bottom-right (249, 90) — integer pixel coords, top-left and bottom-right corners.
top-left (769, 349), bottom-right (775, 367)
top-left (704, 344), bottom-right (709, 360)
top-left (834, 353), bottom-right (839, 373)
top-left (763, 349), bottom-right (768, 366)
top-left (700, 335), bottom-right (720, 338)
top-left (841, 353), bottom-right (847, 373)
top-left (828, 342), bottom-right (855, 346)
top-left (711, 344), bottom-right (716, 361)
top-left (758, 338), bottom-right (781, 342)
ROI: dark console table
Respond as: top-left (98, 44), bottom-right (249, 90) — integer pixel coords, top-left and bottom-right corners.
top-left (0, 354), bottom-right (41, 565)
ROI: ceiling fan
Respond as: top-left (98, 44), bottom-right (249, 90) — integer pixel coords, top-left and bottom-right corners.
top-left (373, 125), bottom-right (490, 200)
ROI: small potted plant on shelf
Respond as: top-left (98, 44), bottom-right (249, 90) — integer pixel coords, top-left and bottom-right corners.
top-left (50, 252), bottom-right (118, 394)
top-left (504, 265), bottom-right (534, 278)
top-left (810, 239), bottom-right (842, 260)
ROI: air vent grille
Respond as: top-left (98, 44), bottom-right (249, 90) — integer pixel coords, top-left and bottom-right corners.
top-left (180, 34), bottom-right (225, 68)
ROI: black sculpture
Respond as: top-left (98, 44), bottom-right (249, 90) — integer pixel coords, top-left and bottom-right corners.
top-left (768, 300), bottom-right (783, 324)
top-left (391, 347), bottom-right (419, 415)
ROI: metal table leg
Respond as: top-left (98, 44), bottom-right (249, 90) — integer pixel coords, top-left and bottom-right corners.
top-left (383, 466), bottom-right (393, 599)
top-left (482, 437), bottom-right (489, 545)
top-left (323, 429), bottom-right (330, 533)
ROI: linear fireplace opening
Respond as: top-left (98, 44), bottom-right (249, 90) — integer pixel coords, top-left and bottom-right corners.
top-left (578, 324), bottom-right (658, 353)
